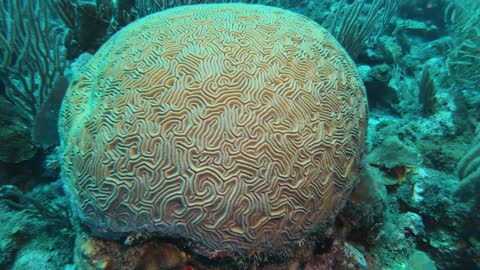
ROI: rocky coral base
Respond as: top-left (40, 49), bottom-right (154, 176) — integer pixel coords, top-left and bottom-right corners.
top-left (73, 226), bottom-right (368, 270)
top-left (74, 232), bottom-right (188, 270)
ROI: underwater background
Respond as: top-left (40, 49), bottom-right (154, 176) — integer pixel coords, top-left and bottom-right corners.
top-left (0, 0), bottom-right (479, 269)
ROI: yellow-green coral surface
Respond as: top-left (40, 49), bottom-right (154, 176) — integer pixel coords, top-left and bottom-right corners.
top-left (59, 3), bottom-right (368, 255)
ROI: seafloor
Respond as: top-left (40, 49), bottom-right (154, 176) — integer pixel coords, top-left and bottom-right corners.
top-left (0, 0), bottom-right (479, 269)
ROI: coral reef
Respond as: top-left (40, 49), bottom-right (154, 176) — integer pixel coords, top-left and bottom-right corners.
top-left (1, 0), bottom-right (479, 269)
top-left (303, 240), bottom-right (368, 270)
top-left (0, 180), bottom-right (74, 269)
top-left (445, 0), bottom-right (480, 89)
top-left (408, 251), bottom-right (437, 270)
top-left (0, 96), bottom-right (38, 163)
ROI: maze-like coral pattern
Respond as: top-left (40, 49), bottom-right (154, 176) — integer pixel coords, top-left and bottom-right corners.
top-left (59, 4), bottom-right (368, 254)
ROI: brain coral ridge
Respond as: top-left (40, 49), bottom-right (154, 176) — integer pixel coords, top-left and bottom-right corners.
top-left (59, 3), bottom-right (368, 255)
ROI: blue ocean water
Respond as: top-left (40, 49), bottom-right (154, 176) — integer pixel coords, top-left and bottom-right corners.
top-left (0, 0), bottom-right (478, 269)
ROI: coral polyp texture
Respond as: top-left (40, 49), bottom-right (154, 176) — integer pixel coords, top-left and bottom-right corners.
top-left (59, 4), bottom-right (368, 255)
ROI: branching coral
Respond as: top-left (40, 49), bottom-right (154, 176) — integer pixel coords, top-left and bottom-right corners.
top-left (324, 0), bottom-right (398, 60)
top-left (0, 0), bottom-right (66, 123)
top-left (0, 0), bottom-right (68, 150)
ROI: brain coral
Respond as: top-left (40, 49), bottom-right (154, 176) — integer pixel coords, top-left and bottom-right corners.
top-left (59, 4), bottom-right (368, 255)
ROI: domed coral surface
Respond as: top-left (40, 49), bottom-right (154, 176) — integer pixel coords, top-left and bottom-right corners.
top-left (59, 3), bottom-right (368, 255)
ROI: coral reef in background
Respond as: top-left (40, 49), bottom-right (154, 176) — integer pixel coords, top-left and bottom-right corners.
top-left (0, 180), bottom-right (74, 269)
top-left (0, 0), bottom-right (479, 269)
top-left (52, 0), bottom-right (309, 59)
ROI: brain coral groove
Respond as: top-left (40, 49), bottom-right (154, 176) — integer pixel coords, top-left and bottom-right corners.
top-left (59, 4), bottom-right (368, 255)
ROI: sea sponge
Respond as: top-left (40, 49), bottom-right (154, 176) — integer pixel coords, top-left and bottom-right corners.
top-left (59, 4), bottom-right (368, 255)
